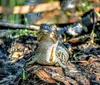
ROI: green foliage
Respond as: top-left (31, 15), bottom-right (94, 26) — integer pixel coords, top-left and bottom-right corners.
top-left (22, 68), bottom-right (27, 80)
top-left (0, 0), bottom-right (25, 24)
top-left (90, 29), bottom-right (95, 43)
top-left (76, 0), bottom-right (92, 12)
top-left (16, 0), bottom-right (25, 5)
top-left (9, 29), bottom-right (37, 38)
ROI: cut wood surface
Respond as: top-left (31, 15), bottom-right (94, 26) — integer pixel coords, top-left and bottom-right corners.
top-left (0, 1), bottom-right (60, 14)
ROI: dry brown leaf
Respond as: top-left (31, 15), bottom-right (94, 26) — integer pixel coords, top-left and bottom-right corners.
top-left (11, 51), bottom-right (23, 62)
top-left (36, 70), bottom-right (56, 83)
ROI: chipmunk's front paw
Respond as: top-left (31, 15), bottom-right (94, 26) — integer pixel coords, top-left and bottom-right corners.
top-left (65, 67), bottom-right (70, 76)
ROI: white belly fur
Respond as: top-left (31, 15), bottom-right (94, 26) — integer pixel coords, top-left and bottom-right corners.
top-left (36, 42), bottom-right (57, 65)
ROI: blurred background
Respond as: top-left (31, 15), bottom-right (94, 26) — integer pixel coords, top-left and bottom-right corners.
top-left (0, 0), bottom-right (99, 38)
top-left (0, 0), bottom-right (99, 24)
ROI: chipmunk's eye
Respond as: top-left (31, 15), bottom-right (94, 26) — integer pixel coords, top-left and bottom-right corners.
top-left (64, 43), bottom-right (71, 49)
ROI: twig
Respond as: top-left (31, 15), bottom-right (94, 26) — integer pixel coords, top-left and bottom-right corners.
top-left (71, 59), bottom-right (98, 63)
top-left (88, 0), bottom-right (100, 3)
top-left (0, 22), bottom-right (40, 30)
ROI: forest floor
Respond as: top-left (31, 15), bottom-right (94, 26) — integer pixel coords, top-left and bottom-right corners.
top-left (0, 32), bottom-right (100, 85)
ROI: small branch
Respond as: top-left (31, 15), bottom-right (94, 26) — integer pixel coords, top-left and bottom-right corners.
top-left (88, 0), bottom-right (100, 3)
top-left (0, 22), bottom-right (40, 30)
top-left (71, 59), bottom-right (98, 64)
top-left (0, 1), bottom-right (60, 14)
top-left (66, 34), bottom-right (91, 44)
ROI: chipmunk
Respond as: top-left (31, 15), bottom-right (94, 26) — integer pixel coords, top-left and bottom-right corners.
top-left (27, 24), bottom-right (70, 73)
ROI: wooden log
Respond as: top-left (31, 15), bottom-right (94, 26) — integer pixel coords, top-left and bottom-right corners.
top-left (0, 1), bottom-right (60, 14)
